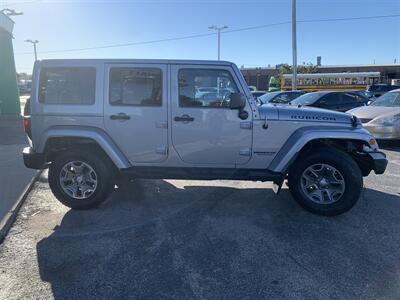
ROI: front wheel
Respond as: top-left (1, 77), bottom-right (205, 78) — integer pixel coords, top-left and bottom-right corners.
top-left (48, 150), bottom-right (114, 209)
top-left (288, 148), bottom-right (363, 216)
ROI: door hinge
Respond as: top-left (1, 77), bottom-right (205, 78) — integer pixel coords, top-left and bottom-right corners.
top-left (239, 147), bottom-right (251, 156)
top-left (240, 121), bottom-right (252, 129)
top-left (155, 121), bottom-right (168, 129)
top-left (156, 146), bottom-right (168, 155)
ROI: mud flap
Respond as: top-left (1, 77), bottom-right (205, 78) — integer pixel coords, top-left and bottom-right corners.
top-left (272, 178), bottom-right (284, 195)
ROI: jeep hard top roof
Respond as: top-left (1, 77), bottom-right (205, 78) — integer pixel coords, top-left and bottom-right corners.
top-left (37, 59), bottom-right (234, 66)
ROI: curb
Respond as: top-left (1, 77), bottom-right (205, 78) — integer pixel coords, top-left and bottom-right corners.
top-left (0, 170), bottom-right (42, 243)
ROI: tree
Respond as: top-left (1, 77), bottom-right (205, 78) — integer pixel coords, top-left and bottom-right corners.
top-left (298, 64), bottom-right (318, 74)
top-left (279, 64), bottom-right (292, 75)
top-left (16, 72), bottom-right (32, 81)
top-left (279, 63), bottom-right (318, 75)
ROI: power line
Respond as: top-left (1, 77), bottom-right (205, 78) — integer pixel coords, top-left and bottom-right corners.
top-left (298, 14), bottom-right (400, 23)
top-left (15, 32), bottom-right (217, 55)
top-left (14, 14), bottom-right (400, 56)
top-left (223, 21), bottom-right (290, 34)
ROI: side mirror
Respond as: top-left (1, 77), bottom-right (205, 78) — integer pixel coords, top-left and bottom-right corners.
top-left (229, 93), bottom-right (246, 110)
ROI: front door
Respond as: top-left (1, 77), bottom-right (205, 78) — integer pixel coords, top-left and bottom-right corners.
top-left (104, 63), bottom-right (168, 163)
top-left (170, 65), bottom-right (252, 166)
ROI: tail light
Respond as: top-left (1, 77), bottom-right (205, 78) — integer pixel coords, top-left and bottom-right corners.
top-left (23, 116), bottom-right (32, 139)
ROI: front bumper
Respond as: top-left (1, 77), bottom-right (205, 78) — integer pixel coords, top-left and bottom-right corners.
top-left (23, 147), bottom-right (45, 169)
top-left (366, 151), bottom-right (388, 175)
top-left (363, 124), bottom-right (400, 140)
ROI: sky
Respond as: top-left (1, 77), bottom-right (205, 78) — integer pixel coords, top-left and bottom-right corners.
top-left (1, 0), bottom-right (399, 73)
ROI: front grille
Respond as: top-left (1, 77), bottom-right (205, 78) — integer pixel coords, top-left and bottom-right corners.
top-left (360, 118), bottom-right (373, 124)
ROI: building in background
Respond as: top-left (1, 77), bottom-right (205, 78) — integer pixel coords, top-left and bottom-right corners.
top-left (317, 56), bottom-right (322, 67)
top-left (0, 11), bottom-right (20, 115)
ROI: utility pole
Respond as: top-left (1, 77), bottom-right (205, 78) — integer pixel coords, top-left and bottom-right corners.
top-left (25, 39), bottom-right (39, 61)
top-left (208, 25), bottom-right (228, 60)
top-left (292, 0), bottom-right (297, 90)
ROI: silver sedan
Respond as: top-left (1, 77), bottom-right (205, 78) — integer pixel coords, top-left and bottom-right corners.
top-left (347, 89), bottom-right (400, 140)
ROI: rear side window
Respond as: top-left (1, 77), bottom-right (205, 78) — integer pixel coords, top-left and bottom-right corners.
top-left (354, 94), bottom-right (367, 103)
top-left (319, 93), bottom-right (342, 106)
top-left (342, 93), bottom-right (358, 104)
top-left (109, 68), bottom-right (162, 106)
top-left (39, 67), bottom-right (96, 105)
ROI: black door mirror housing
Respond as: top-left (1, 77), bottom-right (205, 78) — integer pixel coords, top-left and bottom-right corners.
top-left (229, 93), bottom-right (246, 110)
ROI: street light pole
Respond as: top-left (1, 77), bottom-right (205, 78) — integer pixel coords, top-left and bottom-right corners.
top-left (208, 25), bottom-right (228, 60)
top-left (25, 39), bottom-right (39, 61)
top-left (292, 0), bottom-right (297, 90)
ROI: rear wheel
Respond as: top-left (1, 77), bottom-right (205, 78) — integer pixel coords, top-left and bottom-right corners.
top-left (48, 150), bottom-right (114, 209)
top-left (288, 148), bottom-right (363, 216)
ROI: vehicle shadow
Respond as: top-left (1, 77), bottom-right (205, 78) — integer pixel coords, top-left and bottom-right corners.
top-left (36, 180), bottom-right (400, 299)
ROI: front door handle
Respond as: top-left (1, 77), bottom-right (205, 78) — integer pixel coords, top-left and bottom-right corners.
top-left (110, 113), bottom-right (130, 121)
top-left (174, 114), bottom-right (194, 123)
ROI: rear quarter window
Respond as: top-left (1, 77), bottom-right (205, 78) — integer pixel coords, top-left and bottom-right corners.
top-left (38, 67), bottom-right (96, 105)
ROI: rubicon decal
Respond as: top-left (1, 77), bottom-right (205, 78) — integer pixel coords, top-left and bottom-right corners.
top-left (291, 115), bottom-right (337, 121)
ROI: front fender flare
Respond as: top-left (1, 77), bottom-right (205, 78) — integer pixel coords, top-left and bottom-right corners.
top-left (268, 126), bottom-right (374, 173)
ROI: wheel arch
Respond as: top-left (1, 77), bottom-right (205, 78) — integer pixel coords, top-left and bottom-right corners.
top-left (268, 126), bottom-right (376, 176)
top-left (38, 126), bottom-right (131, 169)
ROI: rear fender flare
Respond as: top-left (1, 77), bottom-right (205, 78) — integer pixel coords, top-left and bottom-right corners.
top-left (38, 126), bottom-right (131, 169)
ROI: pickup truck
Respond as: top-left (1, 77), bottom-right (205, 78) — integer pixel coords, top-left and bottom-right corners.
top-left (23, 59), bottom-right (387, 216)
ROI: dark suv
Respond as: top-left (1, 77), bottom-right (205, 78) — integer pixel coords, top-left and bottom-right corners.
top-left (290, 91), bottom-right (369, 112)
top-left (367, 84), bottom-right (400, 98)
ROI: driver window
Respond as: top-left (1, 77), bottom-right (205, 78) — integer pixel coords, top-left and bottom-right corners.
top-left (178, 69), bottom-right (239, 108)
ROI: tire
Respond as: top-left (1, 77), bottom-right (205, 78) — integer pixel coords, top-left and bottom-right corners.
top-left (48, 150), bottom-right (114, 209)
top-left (287, 147), bottom-right (363, 216)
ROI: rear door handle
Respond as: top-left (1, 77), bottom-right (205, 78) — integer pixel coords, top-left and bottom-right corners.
top-left (174, 114), bottom-right (194, 123)
top-left (110, 113), bottom-right (130, 121)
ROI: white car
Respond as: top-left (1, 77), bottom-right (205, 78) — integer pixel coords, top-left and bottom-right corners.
top-left (348, 89), bottom-right (400, 140)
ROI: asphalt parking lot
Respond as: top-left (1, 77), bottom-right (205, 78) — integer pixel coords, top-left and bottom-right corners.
top-left (0, 144), bottom-right (399, 299)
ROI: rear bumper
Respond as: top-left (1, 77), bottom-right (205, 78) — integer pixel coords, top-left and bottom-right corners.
top-left (23, 147), bottom-right (45, 170)
top-left (367, 151), bottom-right (388, 175)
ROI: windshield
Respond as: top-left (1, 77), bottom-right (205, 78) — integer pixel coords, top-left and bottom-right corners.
top-left (368, 85), bottom-right (384, 92)
top-left (258, 92), bottom-right (280, 103)
top-left (290, 92), bottom-right (324, 106)
top-left (371, 92), bottom-right (400, 107)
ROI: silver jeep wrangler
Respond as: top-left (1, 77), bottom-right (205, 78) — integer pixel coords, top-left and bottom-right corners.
top-left (23, 59), bottom-right (387, 216)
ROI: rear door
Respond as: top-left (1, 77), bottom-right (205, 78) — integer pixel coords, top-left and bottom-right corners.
top-left (103, 63), bottom-right (168, 163)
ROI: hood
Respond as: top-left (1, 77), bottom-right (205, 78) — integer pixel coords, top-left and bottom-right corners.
top-left (258, 104), bottom-right (353, 125)
top-left (347, 106), bottom-right (400, 120)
